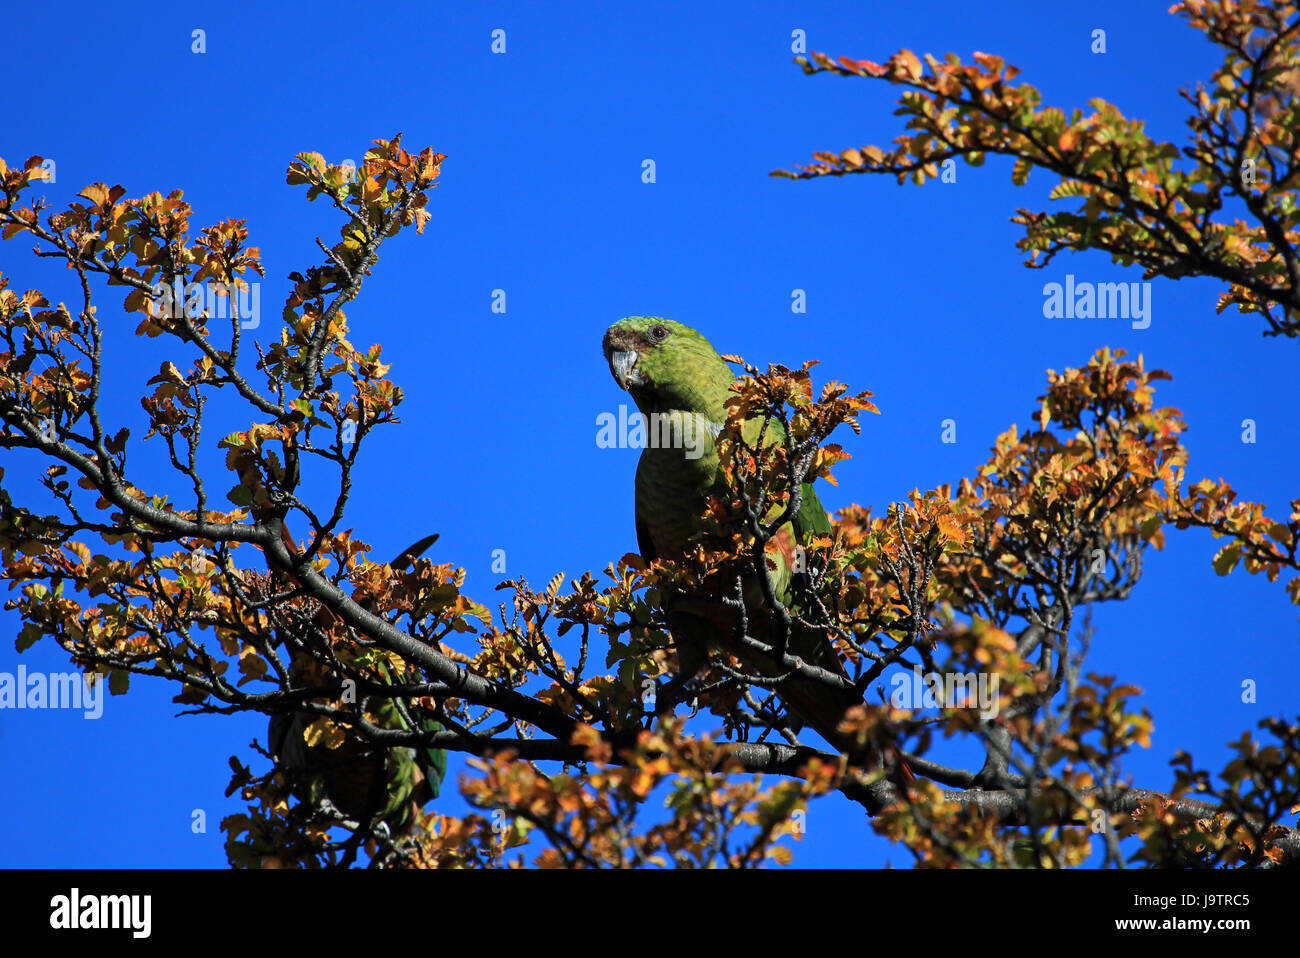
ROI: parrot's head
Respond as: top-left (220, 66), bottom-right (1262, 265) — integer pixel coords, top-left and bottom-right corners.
top-left (602, 316), bottom-right (734, 416)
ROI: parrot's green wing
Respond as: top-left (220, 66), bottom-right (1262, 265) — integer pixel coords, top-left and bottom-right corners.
top-left (794, 482), bottom-right (833, 539)
top-left (372, 658), bottom-right (448, 804)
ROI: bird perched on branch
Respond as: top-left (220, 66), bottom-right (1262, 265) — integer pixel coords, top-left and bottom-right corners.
top-left (268, 662), bottom-right (446, 834)
top-left (602, 316), bottom-right (909, 781)
top-left (264, 531), bottom-right (447, 835)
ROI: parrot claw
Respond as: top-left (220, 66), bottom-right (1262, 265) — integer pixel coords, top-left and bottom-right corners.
top-left (651, 675), bottom-right (705, 721)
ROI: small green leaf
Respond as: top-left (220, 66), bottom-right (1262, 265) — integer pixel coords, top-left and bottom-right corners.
top-left (16, 623), bottom-right (41, 652)
top-left (108, 669), bottom-right (130, 695)
top-left (1212, 544), bottom-right (1241, 576)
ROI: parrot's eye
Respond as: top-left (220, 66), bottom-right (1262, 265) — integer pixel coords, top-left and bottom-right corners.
top-left (648, 324), bottom-right (670, 343)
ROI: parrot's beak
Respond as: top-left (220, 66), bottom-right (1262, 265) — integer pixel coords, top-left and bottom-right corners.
top-left (608, 348), bottom-right (643, 390)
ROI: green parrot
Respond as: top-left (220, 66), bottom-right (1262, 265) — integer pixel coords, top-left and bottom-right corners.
top-left (602, 317), bottom-right (909, 781)
top-left (268, 533), bottom-right (447, 835)
top-left (268, 661), bottom-right (447, 835)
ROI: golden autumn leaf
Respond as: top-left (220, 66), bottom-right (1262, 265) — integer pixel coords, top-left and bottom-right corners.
top-left (301, 717), bottom-right (346, 750)
top-left (767, 845), bottom-right (794, 866)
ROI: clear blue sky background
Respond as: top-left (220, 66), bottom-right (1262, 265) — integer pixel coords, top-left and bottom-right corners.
top-left (1, 1), bottom-right (1296, 867)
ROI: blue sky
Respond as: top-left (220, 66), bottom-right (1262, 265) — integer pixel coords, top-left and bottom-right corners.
top-left (1, 1), bottom-right (1296, 867)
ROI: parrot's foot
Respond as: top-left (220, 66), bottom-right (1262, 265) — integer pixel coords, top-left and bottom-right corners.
top-left (650, 674), bottom-right (704, 723)
top-left (315, 798), bottom-right (346, 821)
top-left (653, 675), bottom-right (689, 715)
